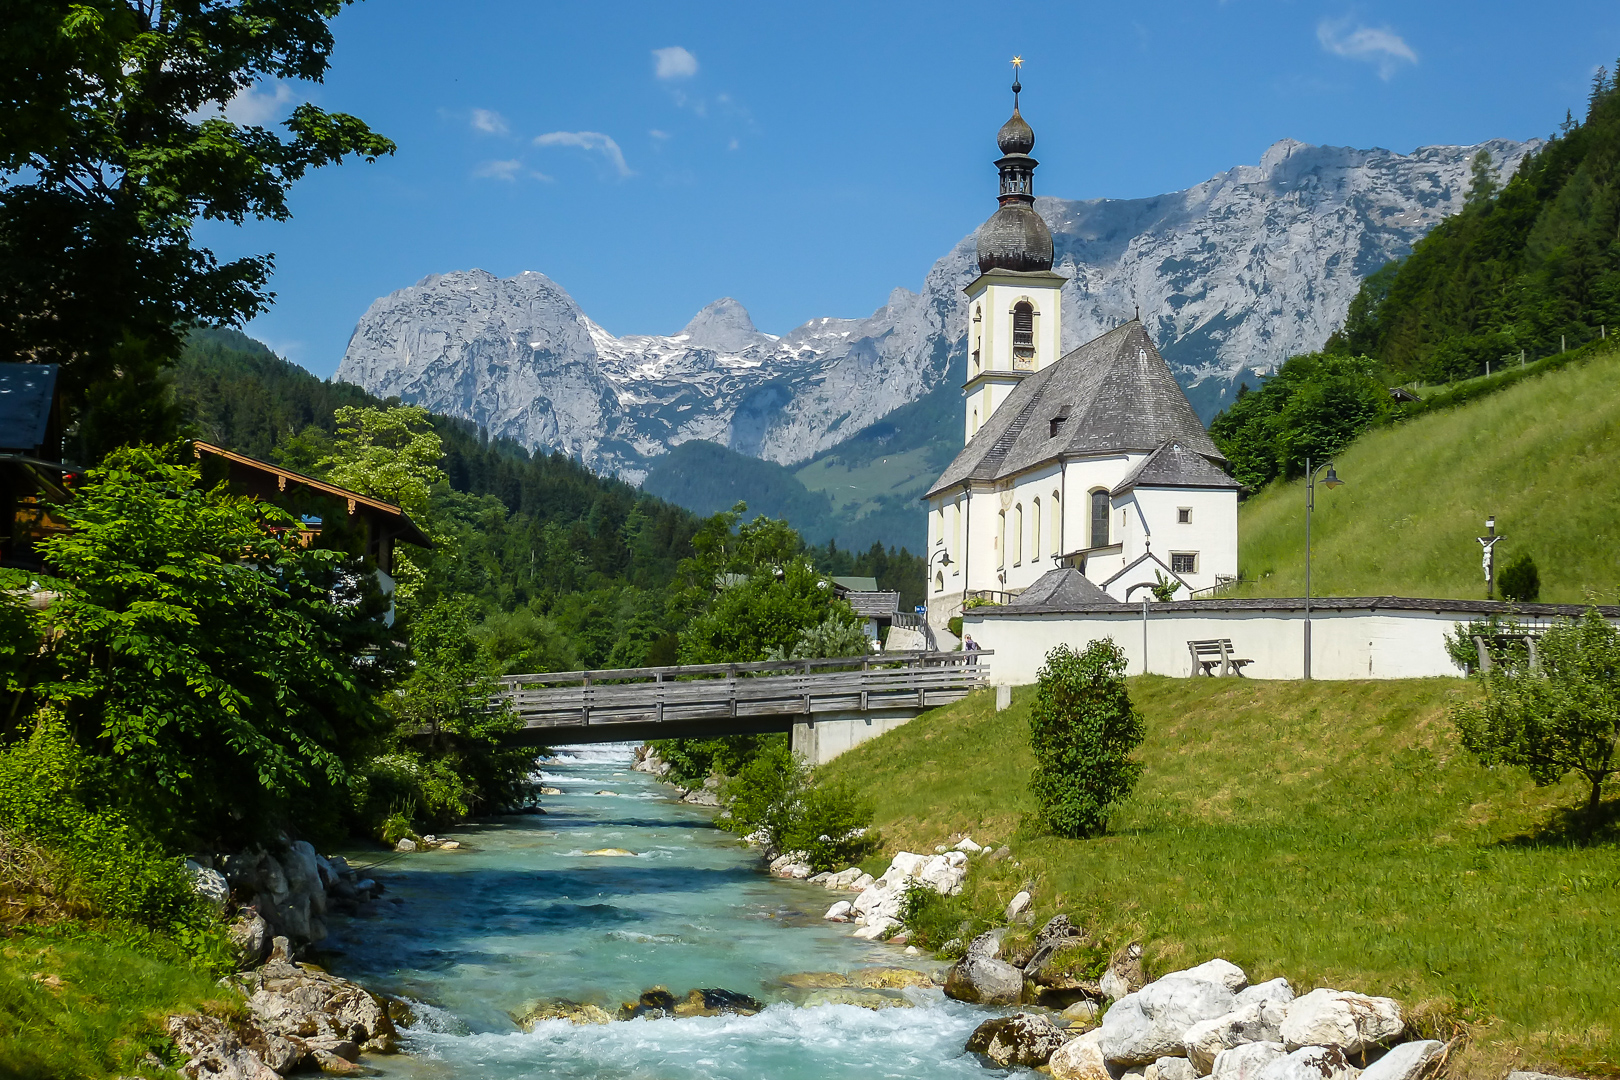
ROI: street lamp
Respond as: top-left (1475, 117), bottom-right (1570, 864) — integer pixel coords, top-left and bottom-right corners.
top-left (1303, 457), bottom-right (1344, 680)
top-left (1124, 581), bottom-right (1156, 675)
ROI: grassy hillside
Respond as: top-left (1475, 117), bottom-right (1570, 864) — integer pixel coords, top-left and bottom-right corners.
top-left (1233, 342), bottom-right (1620, 602)
top-left (820, 678), bottom-right (1619, 1077)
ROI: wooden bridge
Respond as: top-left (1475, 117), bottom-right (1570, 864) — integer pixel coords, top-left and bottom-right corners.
top-left (497, 651), bottom-right (991, 761)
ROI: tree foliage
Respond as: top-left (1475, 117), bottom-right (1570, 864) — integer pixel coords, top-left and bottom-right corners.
top-left (717, 739), bottom-right (877, 872)
top-left (1452, 608), bottom-right (1620, 836)
top-left (1499, 553), bottom-right (1542, 603)
top-left (10, 445), bottom-right (397, 847)
top-left (1028, 640), bottom-right (1145, 839)
top-left (0, 1), bottom-right (393, 457)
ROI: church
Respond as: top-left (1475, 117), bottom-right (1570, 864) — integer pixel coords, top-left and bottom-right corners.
top-left (924, 75), bottom-right (1239, 629)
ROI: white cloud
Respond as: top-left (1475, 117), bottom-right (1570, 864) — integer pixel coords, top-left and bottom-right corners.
top-left (653, 46), bottom-right (698, 80)
top-left (221, 81), bottom-right (299, 125)
top-left (728, 137), bottom-right (739, 150)
top-left (534, 131), bottom-right (632, 177)
top-left (474, 159), bottom-right (524, 181)
top-left (649, 129), bottom-right (672, 141)
top-left (471, 108), bottom-right (509, 135)
top-left (1316, 18), bottom-right (1417, 80)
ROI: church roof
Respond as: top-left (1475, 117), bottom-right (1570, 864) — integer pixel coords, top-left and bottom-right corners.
top-left (1111, 440), bottom-right (1242, 497)
top-left (1006, 567), bottom-right (1122, 609)
top-left (926, 321), bottom-right (1224, 497)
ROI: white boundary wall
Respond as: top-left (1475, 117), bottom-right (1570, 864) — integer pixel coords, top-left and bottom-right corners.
top-left (963, 598), bottom-right (1620, 685)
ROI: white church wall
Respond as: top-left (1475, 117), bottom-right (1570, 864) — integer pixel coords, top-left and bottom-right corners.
top-left (960, 602), bottom-right (1591, 683)
top-left (1109, 487), bottom-right (1239, 597)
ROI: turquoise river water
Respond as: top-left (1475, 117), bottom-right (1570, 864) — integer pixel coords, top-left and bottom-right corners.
top-left (325, 743), bottom-right (1013, 1080)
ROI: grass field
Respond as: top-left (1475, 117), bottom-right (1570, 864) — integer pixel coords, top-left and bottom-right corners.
top-left (820, 678), bottom-right (1620, 1078)
top-left (0, 926), bottom-right (235, 1079)
top-left (1233, 343), bottom-right (1620, 604)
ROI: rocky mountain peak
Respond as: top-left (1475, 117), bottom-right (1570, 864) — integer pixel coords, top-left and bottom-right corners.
top-left (680, 298), bottom-right (771, 354)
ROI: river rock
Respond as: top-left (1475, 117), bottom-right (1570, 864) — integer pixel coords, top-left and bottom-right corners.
top-left (796, 988), bottom-right (913, 1009)
top-left (619, 987), bottom-right (678, 1019)
top-left (1163, 958), bottom-right (1248, 993)
top-left (1279, 988), bottom-right (1403, 1053)
top-left (1213, 1042), bottom-right (1289, 1080)
top-left (512, 1000), bottom-right (614, 1029)
top-left (673, 988), bottom-right (763, 1016)
top-left (167, 1013), bottom-right (281, 1080)
top-left (1005, 890), bottom-right (1033, 922)
top-left (680, 788), bottom-right (720, 806)
top-left (185, 859), bottom-right (231, 910)
top-left (1063, 999), bottom-right (1102, 1028)
top-left (1097, 974), bottom-right (1236, 1065)
top-left (851, 915), bottom-right (898, 939)
top-left (779, 971), bottom-right (849, 989)
top-left (539, 785), bottom-right (563, 795)
top-left (943, 935), bottom-right (1024, 1006)
top-left (1236, 978), bottom-right (1295, 1008)
top-left (237, 955), bottom-right (399, 1053)
top-left (851, 966), bottom-right (934, 989)
top-left (1360, 1040), bottom-right (1443, 1080)
top-left (966, 1012), bottom-right (1071, 1068)
top-left (394, 838), bottom-right (417, 852)
top-left (825, 867), bottom-right (864, 889)
top-left (584, 848), bottom-right (637, 857)
top-left (1184, 999), bottom-right (1289, 1073)
top-left (228, 910), bottom-right (271, 968)
top-left (824, 900), bottom-right (852, 921)
top-left (1050, 1029), bottom-right (1111, 1080)
top-left (1257, 1045), bottom-right (1360, 1080)
top-left (1100, 941), bottom-right (1146, 1000)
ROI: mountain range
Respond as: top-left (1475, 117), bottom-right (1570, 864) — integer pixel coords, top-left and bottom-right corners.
top-left (335, 136), bottom-right (1534, 547)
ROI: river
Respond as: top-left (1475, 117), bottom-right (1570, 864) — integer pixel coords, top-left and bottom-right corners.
top-left (322, 743), bottom-right (1007, 1080)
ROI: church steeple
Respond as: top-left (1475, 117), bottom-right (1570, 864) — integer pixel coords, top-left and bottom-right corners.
top-left (976, 62), bottom-right (1054, 275)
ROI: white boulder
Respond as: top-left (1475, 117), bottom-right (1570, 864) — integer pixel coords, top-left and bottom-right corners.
top-left (1184, 999), bottom-right (1289, 1074)
top-left (852, 916), bottom-right (898, 940)
top-left (1098, 977), bottom-right (1237, 1065)
top-left (954, 837), bottom-right (983, 853)
top-left (1279, 989), bottom-right (1403, 1054)
top-left (1236, 978), bottom-right (1295, 1008)
top-left (1212, 1042), bottom-right (1288, 1080)
top-left (1359, 1040), bottom-right (1443, 1080)
top-left (394, 838), bottom-right (417, 852)
top-left (1005, 890), bottom-right (1033, 922)
top-left (184, 860), bottom-right (230, 910)
top-left (1152, 1057), bottom-right (1199, 1080)
top-left (1050, 1030), bottom-right (1112, 1080)
top-left (1256, 1046), bottom-right (1359, 1080)
top-left (1163, 958), bottom-right (1249, 993)
top-left (824, 901), bottom-right (852, 922)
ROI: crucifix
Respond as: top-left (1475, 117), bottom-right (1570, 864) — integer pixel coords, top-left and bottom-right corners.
top-left (1478, 515), bottom-right (1503, 600)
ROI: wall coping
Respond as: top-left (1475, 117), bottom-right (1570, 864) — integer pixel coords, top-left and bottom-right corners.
top-left (967, 595), bottom-right (1620, 619)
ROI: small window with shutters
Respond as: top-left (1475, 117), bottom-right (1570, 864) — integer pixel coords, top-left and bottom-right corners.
top-left (1012, 302), bottom-right (1035, 361)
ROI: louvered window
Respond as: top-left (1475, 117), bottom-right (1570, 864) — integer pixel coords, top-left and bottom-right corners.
top-left (1013, 302), bottom-right (1035, 360)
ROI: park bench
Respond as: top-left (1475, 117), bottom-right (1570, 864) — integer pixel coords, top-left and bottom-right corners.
top-left (1187, 638), bottom-right (1253, 677)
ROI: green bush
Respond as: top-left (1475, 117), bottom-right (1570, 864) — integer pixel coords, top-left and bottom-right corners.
top-left (896, 880), bottom-right (993, 956)
top-left (1028, 640), bottom-right (1145, 839)
top-left (718, 741), bottom-right (878, 871)
top-left (1499, 553), bottom-right (1541, 602)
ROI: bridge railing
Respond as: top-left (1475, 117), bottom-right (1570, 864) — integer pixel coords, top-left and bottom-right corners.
top-left (496, 650), bottom-right (992, 732)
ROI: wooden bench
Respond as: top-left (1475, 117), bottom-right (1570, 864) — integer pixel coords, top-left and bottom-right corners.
top-left (1187, 638), bottom-right (1253, 677)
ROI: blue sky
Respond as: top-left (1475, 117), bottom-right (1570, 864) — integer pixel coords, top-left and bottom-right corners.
top-left (200, 0), bottom-right (1620, 377)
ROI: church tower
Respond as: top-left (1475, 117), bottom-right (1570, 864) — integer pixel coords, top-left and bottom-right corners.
top-left (963, 65), bottom-right (1066, 444)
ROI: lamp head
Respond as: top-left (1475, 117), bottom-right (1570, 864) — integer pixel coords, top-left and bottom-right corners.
top-left (1323, 464), bottom-right (1344, 489)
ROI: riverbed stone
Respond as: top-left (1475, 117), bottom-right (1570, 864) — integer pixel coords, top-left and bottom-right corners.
top-left (1279, 988), bottom-right (1403, 1053)
top-left (619, 987), bottom-right (678, 1019)
top-left (824, 900), bottom-right (852, 921)
top-left (1050, 1029), bottom-right (1111, 1080)
top-left (673, 988), bottom-right (763, 1017)
top-left (237, 956), bottom-right (398, 1053)
top-left (1212, 1042), bottom-right (1289, 1080)
top-left (394, 838), bottom-right (417, 852)
top-left (851, 967), bottom-right (934, 989)
top-left (1063, 999), bottom-right (1101, 1028)
top-left (512, 1000), bottom-right (614, 1029)
top-left (1185, 999), bottom-right (1289, 1073)
top-left (778, 971), bottom-right (849, 989)
top-left (852, 915), bottom-right (898, 939)
top-left (1097, 973), bottom-right (1236, 1066)
top-left (942, 948), bottom-right (1023, 1005)
top-left (966, 1012), bottom-right (1071, 1068)
top-left (796, 987), bottom-right (914, 1009)
top-left (228, 910), bottom-right (271, 968)
top-left (1256, 1045), bottom-right (1359, 1080)
top-left (166, 1013), bottom-right (281, 1080)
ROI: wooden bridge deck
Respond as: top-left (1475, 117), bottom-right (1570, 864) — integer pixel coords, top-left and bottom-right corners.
top-left (497, 651), bottom-right (990, 746)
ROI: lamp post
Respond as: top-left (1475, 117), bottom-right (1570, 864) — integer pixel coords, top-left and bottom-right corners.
top-left (1303, 457), bottom-right (1344, 680)
top-left (1125, 581), bottom-right (1155, 675)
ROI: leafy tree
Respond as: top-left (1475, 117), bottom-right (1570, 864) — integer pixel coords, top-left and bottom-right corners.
top-left (1028, 640), bottom-right (1145, 838)
top-left (1452, 608), bottom-right (1620, 836)
top-left (1499, 553), bottom-right (1542, 603)
top-left (0, 1), bottom-right (393, 457)
top-left (717, 739), bottom-right (877, 872)
top-left (14, 445), bottom-right (397, 847)
top-left (766, 611), bottom-right (872, 661)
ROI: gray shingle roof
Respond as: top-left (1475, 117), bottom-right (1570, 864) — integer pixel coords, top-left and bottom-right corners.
top-left (927, 321), bottom-right (1222, 498)
top-left (845, 591), bottom-right (900, 618)
top-left (1008, 567), bottom-right (1123, 609)
top-left (1111, 440), bottom-right (1241, 497)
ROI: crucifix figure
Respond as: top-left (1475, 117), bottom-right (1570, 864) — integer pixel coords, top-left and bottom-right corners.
top-left (1478, 515), bottom-right (1503, 600)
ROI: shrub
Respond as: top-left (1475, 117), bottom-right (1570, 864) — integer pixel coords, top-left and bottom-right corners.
top-left (896, 880), bottom-right (992, 957)
top-left (719, 741), bottom-right (878, 871)
top-left (1499, 553), bottom-right (1541, 602)
top-left (1028, 640), bottom-right (1145, 838)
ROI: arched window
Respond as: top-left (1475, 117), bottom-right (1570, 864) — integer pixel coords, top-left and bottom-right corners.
top-left (935, 570), bottom-right (944, 593)
top-left (1012, 301), bottom-right (1035, 361)
top-left (1012, 504), bottom-right (1023, 566)
top-left (1031, 498), bottom-right (1042, 560)
top-left (1051, 490), bottom-right (1062, 553)
top-left (1090, 490), bottom-right (1110, 549)
top-left (997, 509), bottom-right (1007, 570)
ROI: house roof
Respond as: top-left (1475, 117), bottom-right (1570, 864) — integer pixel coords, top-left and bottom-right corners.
top-left (845, 591), bottom-right (901, 619)
top-left (927, 321), bottom-right (1222, 497)
top-left (192, 441), bottom-right (432, 548)
top-left (0, 364), bottom-right (58, 453)
top-left (1111, 440), bottom-right (1241, 497)
top-left (1008, 567), bottom-right (1123, 609)
top-left (832, 576), bottom-right (880, 593)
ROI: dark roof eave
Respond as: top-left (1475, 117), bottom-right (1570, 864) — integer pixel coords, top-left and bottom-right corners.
top-left (965, 595), bottom-right (1620, 618)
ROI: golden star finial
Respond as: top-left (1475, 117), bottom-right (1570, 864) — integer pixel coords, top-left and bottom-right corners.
top-left (1012, 56), bottom-right (1023, 68)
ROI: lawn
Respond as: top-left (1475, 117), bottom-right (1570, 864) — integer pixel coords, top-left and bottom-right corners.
top-left (1232, 344), bottom-right (1620, 604)
top-left (820, 677), bottom-right (1620, 1079)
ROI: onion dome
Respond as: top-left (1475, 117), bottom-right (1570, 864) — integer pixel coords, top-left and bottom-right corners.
top-left (975, 67), bottom-right (1054, 274)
